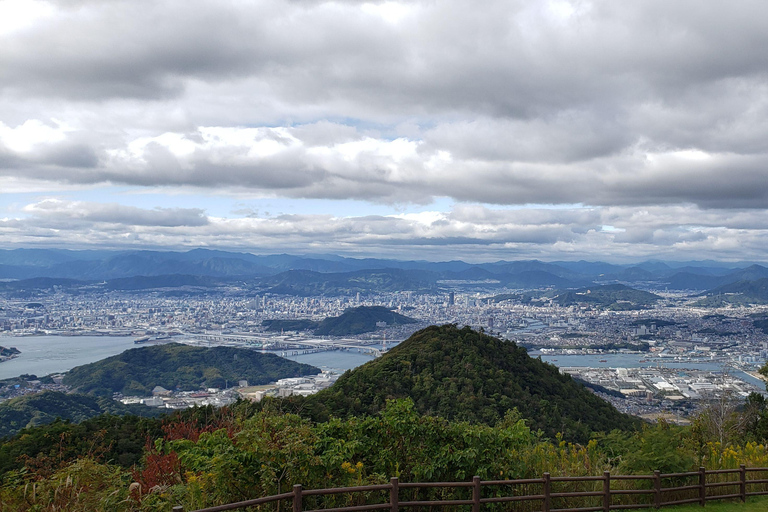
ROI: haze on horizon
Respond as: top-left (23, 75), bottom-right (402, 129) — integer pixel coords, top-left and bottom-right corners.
top-left (2, 0), bottom-right (768, 263)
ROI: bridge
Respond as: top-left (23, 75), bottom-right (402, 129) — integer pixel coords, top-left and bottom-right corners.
top-left (179, 332), bottom-right (385, 358)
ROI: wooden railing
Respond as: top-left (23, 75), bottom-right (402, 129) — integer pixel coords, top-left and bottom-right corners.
top-left (172, 465), bottom-right (768, 512)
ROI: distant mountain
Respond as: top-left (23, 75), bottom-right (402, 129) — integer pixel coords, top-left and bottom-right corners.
top-left (263, 268), bottom-right (438, 296)
top-left (551, 260), bottom-right (624, 277)
top-left (0, 277), bottom-right (89, 291)
top-left (104, 274), bottom-right (228, 291)
top-left (314, 306), bottom-right (417, 336)
top-left (302, 325), bottom-right (640, 441)
top-left (63, 344), bottom-right (319, 396)
top-left (661, 264), bottom-right (768, 291)
top-left (661, 272), bottom-right (730, 290)
top-left (553, 284), bottom-right (661, 310)
top-left (502, 270), bottom-right (577, 288)
top-left (598, 267), bottom-right (656, 282)
top-left (0, 249), bottom-right (761, 292)
top-left (697, 278), bottom-right (768, 306)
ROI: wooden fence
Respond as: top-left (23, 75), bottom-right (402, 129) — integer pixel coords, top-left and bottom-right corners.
top-left (172, 465), bottom-right (768, 512)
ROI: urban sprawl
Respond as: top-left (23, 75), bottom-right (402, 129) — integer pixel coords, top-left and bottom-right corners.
top-left (2, 285), bottom-right (767, 425)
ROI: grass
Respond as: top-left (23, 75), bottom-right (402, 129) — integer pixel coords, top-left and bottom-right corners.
top-left (642, 496), bottom-right (768, 511)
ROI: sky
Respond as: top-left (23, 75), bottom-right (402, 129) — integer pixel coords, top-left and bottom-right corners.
top-left (2, 0), bottom-right (768, 263)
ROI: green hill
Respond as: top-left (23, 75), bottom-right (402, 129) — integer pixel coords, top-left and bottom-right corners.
top-left (696, 278), bottom-right (768, 306)
top-left (304, 324), bottom-right (640, 441)
top-left (314, 306), bottom-right (417, 335)
top-left (0, 391), bottom-right (161, 439)
top-left (63, 343), bottom-right (319, 396)
top-left (262, 268), bottom-right (438, 296)
top-left (554, 284), bottom-right (660, 310)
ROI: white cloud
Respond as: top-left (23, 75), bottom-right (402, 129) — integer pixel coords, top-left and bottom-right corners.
top-left (2, 1), bottom-right (768, 259)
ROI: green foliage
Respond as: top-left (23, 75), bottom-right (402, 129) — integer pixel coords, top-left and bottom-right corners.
top-left (63, 343), bottom-right (319, 396)
top-left (701, 278), bottom-right (768, 305)
top-left (0, 412), bottom-right (164, 479)
top-left (264, 268), bottom-right (438, 296)
top-left (554, 284), bottom-right (660, 309)
top-left (0, 345), bottom-right (20, 358)
top-left (613, 421), bottom-right (697, 474)
top-left (0, 391), bottom-right (164, 439)
top-left (304, 325), bottom-right (641, 441)
top-left (314, 306), bottom-right (417, 336)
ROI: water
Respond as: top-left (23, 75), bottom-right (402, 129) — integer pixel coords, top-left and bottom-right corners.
top-left (269, 343), bottom-right (396, 373)
top-left (0, 336), bottom-right (391, 380)
top-left (0, 335), bottom-right (137, 379)
top-left (1, 335), bottom-right (763, 392)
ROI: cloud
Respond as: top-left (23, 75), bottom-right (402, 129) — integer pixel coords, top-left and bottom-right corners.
top-left (2, 1), bottom-right (768, 258)
top-left (22, 199), bottom-right (209, 227)
top-left (3, 200), bottom-right (768, 262)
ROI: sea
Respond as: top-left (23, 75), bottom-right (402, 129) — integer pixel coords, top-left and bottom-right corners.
top-left (0, 335), bottom-right (764, 391)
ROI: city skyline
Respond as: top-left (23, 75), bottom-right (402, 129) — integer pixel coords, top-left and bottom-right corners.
top-left (3, 1), bottom-right (768, 262)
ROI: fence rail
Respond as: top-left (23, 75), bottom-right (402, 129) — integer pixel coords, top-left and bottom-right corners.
top-left (173, 465), bottom-right (768, 512)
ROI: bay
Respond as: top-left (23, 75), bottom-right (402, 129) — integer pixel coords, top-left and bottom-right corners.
top-left (0, 335), bottom-right (137, 380)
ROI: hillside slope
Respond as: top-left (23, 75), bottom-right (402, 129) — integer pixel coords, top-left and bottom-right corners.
top-left (314, 306), bottom-right (417, 335)
top-left (63, 343), bottom-right (319, 396)
top-left (306, 325), bottom-right (640, 441)
top-left (0, 391), bottom-right (161, 439)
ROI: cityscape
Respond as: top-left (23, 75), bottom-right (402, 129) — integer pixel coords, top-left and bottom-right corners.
top-left (2, 280), bottom-right (767, 424)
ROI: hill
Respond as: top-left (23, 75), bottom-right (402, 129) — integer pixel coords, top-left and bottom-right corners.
top-left (262, 268), bottom-right (438, 296)
top-left (553, 284), bottom-right (661, 310)
top-left (694, 278), bottom-right (768, 306)
top-left (314, 306), bottom-right (417, 335)
top-left (62, 343), bottom-right (319, 396)
top-left (303, 324), bottom-right (640, 441)
top-left (0, 391), bottom-right (162, 439)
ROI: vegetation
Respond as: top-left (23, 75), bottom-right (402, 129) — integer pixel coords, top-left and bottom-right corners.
top-left (631, 318), bottom-right (677, 327)
top-left (752, 314), bottom-right (768, 335)
top-left (314, 306), bottom-right (417, 335)
top-left (3, 326), bottom-right (768, 510)
top-left (0, 345), bottom-right (20, 358)
top-left (63, 343), bottom-right (319, 396)
top-left (262, 306), bottom-right (417, 335)
top-left (554, 284), bottom-right (661, 309)
top-left (2, 397), bottom-right (768, 511)
top-left (298, 324), bottom-right (641, 440)
top-left (0, 391), bottom-right (164, 438)
top-left (263, 268), bottom-right (438, 296)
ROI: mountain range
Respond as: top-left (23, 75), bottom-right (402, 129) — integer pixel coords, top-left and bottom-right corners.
top-left (1, 248), bottom-right (767, 294)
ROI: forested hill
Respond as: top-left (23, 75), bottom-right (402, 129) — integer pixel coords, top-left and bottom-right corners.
top-left (314, 306), bottom-right (417, 335)
top-left (304, 325), bottom-right (641, 441)
top-left (63, 344), bottom-right (319, 396)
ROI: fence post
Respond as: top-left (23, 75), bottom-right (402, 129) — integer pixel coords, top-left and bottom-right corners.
top-left (543, 472), bottom-right (551, 512)
top-left (740, 464), bottom-right (747, 502)
top-left (603, 471), bottom-right (611, 512)
top-left (390, 477), bottom-right (399, 512)
top-left (293, 484), bottom-right (303, 512)
top-left (653, 470), bottom-right (661, 509)
top-left (472, 476), bottom-right (481, 512)
top-left (699, 467), bottom-right (706, 506)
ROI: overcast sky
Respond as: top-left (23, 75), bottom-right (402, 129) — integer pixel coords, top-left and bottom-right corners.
top-left (2, 0), bottom-right (768, 262)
